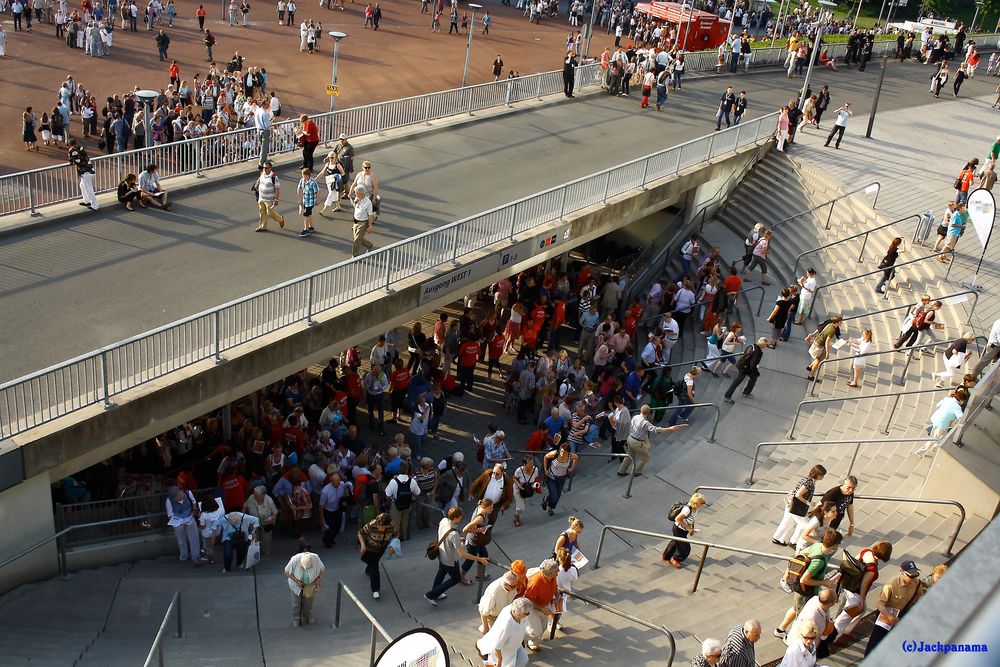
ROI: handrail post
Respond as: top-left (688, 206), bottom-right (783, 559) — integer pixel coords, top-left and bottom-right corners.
top-left (858, 231), bottom-right (869, 262)
top-left (213, 310), bottom-right (223, 363)
top-left (509, 203), bottom-right (518, 240)
top-left (898, 348), bottom-right (913, 386)
top-left (640, 158), bottom-right (650, 190)
top-left (708, 405), bottom-right (719, 443)
top-left (536, 75), bottom-right (543, 100)
top-left (788, 402), bottom-right (803, 439)
top-left (369, 624), bottom-right (377, 667)
top-left (27, 176), bottom-right (38, 216)
top-left (847, 441), bottom-right (861, 478)
top-left (690, 544), bottom-right (710, 593)
top-left (603, 171), bottom-right (611, 203)
top-left (376, 106), bottom-right (383, 135)
top-left (593, 526), bottom-right (609, 570)
top-left (825, 200), bottom-right (835, 230)
top-left (624, 455), bottom-right (635, 498)
top-left (384, 255), bottom-right (392, 293)
top-left (747, 443), bottom-right (764, 485)
top-left (944, 251), bottom-right (955, 281)
top-left (559, 187), bottom-right (568, 220)
top-left (334, 581), bottom-right (343, 629)
top-left (945, 504), bottom-right (965, 556)
top-left (756, 287), bottom-right (765, 316)
top-left (306, 276), bottom-right (315, 326)
top-left (884, 394), bottom-right (902, 435)
top-left (100, 350), bottom-right (113, 409)
top-left (424, 96), bottom-right (432, 124)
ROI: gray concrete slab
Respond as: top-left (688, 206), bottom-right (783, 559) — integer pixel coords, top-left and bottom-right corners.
top-left (4, 60), bottom-right (1000, 383)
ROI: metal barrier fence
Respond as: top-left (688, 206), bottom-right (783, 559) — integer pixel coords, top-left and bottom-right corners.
top-left (56, 488), bottom-right (217, 547)
top-left (0, 63), bottom-right (600, 217)
top-left (0, 115), bottom-right (776, 440)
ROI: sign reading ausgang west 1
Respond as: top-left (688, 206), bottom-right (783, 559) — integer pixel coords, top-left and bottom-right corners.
top-left (418, 229), bottom-right (569, 305)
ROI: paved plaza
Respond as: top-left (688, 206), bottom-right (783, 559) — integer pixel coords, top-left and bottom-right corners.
top-left (2, 59), bottom-right (997, 384)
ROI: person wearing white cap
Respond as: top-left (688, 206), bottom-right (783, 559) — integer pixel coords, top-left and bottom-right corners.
top-left (285, 551), bottom-right (325, 626)
top-left (477, 597), bottom-right (532, 667)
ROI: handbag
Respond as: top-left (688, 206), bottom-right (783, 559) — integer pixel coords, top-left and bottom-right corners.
top-left (953, 177), bottom-right (962, 189)
top-left (245, 539), bottom-right (261, 569)
top-left (426, 527), bottom-right (455, 560)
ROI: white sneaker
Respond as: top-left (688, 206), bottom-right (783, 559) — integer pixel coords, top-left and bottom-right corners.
top-left (373, 591), bottom-right (380, 599)
top-left (526, 640), bottom-right (540, 651)
top-left (779, 578), bottom-right (792, 594)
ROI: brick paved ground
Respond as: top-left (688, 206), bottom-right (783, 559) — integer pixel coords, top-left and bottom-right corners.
top-left (0, 0), bottom-right (585, 173)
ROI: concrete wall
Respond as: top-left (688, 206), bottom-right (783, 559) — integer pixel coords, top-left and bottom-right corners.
top-left (0, 141), bottom-right (770, 587)
top-left (0, 474), bottom-right (57, 593)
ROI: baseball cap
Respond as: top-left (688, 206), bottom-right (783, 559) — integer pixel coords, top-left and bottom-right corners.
top-left (453, 452), bottom-right (464, 462)
top-left (338, 133), bottom-right (348, 139)
top-left (900, 560), bottom-right (920, 576)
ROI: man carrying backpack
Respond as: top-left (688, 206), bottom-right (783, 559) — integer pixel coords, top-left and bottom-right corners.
top-left (723, 336), bottom-right (767, 404)
top-left (385, 462), bottom-right (421, 541)
top-left (773, 529), bottom-right (842, 641)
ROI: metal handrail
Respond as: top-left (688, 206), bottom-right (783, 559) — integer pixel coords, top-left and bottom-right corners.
top-left (788, 387), bottom-right (952, 439)
top-left (626, 153), bottom-right (759, 316)
top-left (506, 449), bottom-right (637, 498)
top-left (0, 113), bottom-right (779, 441)
top-left (636, 283), bottom-right (766, 328)
top-left (333, 581), bottom-right (393, 667)
top-left (0, 62), bottom-right (605, 217)
top-left (561, 589), bottom-right (676, 667)
top-left (646, 402), bottom-right (721, 443)
top-left (747, 437), bottom-right (958, 486)
top-left (790, 213), bottom-right (922, 279)
top-left (808, 339), bottom-right (955, 397)
top-left (690, 486), bottom-right (966, 556)
top-left (810, 252), bottom-right (955, 318)
top-left (770, 181), bottom-right (881, 232)
top-left (837, 290), bottom-right (981, 327)
top-left (142, 591), bottom-right (183, 667)
top-left (0, 512), bottom-right (163, 579)
top-left (591, 524), bottom-right (834, 593)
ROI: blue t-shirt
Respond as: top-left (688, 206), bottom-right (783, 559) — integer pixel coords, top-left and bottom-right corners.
top-left (544, 415), bottom-right (565, 439)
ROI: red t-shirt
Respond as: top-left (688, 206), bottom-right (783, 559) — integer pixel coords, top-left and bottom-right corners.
top-left (488, 333), bottom-right (505, 360)
top-left (347, 374), bottom-right (363, 400)
top-left (390, 367), bottom-right (411, 391)
top-left (302, 120), bottom-right (319, 143)
top-left (458, 340), bottom-right (481, 367)
top-left (525, 430), bottom-right (546, 452)
top-left (724, 275), bottom-right (742, 294)
top-left (550, 301), bottom-right (566, 329)
top-left (176, 470), bottom-right (198, 491)
top-left (196, 6), bottom-right (206, 16)
top-left (220, 474), bottom-right (247, 510)
top-left (532, 306), bottom-right (547, 325)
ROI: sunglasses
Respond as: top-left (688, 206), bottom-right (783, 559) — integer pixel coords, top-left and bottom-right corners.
top-left (802, 635), bottom-right (817, 641)
top-left (364, 166), bottom-right (371, 169)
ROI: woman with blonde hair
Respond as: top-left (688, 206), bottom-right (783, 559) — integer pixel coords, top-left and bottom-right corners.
top-left (460, 498), bottom-right (494, 583)
top-left (847, 329), bottom-right (874, 388)
top-left (662, 493), bottom-right (706, 568)
top-left (553, 515), bottom-right (583, 560)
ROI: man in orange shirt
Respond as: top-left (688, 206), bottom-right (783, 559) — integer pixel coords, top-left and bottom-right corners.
top-left (523, 559), bottom-right (559, 650)
top-left (956, 162), bottom-right (976, 205)
top-left (457, 335), bottom-right (481, 391)
top-left (723, 266), bottom-right (742, 319)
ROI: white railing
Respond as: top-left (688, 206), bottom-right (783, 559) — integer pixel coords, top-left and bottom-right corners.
top-left (0, 64), bottom-right (600, 217)
top-left (0, 114), bottom-right (777, 439)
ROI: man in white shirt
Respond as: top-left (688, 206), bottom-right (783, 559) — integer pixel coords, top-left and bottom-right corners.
top-left (476, 598), bottom-right (533, 667)
top-left (660, 311), bottom-right (680, 362)
top-left (788, 588), bottom-right (837, 644)
top-left (284, 551), bottom-right (325, 626)
top-left (351, 185), bottom-right (375, 256)
top-left (253, 101), bottom-right (272, 165)
top-left (370, 335), bottom-right (388, 367)
top-left (973, 317), bottom-right (1000, 378)
top-left (478, 571), bottom-right (519, 634)
top-left (385, 461), bottom-right (421, 541)
top-left (253, 160), bottom-right (285, 232)
top-left (617, 405), bottom-right (687, 476)
top-left (138, 163), bottom-right (170, 210)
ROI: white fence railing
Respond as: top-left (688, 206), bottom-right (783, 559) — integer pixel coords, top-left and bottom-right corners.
top-left (0, 114), bottom-right (777, 439)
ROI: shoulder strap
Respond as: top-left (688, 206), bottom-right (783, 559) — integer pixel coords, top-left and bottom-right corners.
top-left (435, 527), bottom-right (455, 548)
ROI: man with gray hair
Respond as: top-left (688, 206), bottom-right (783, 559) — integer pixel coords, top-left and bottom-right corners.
top-left (284, 551), bottom-right (325, 627)
top-left (477, 597), bottom-right (532, 667)
top-left (720, 619), bottom-right (760, 667)
top-left (351, 184), bottom-right (375, 256)
top-left (253, 160), bottom-right (285, 232)
top-left (478, 569), bottom-right (520, 634)
top-left (692, 637), bottom-right (722, 666)
top-left (523, 559), bottom-right (560, 650)
top-left (723, 337), bottom-right (767, 405)
top-left (617, 405), bottom-right (688, 477)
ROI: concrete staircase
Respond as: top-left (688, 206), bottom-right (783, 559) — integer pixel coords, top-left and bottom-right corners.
top-left (0, 147), bottom-right (991, 667)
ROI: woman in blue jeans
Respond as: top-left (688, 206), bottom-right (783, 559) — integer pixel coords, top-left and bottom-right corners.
top-left (220, 511), bottom-right (260, 572)
top-left (540, 442), bottom-right (578, 517)
top-left (425, 507), bottom-right (489, 605)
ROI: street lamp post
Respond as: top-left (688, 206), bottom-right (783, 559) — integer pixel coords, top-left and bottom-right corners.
top-left (328, 31), bottom-right (347, 114)
top-left (462, 4), bottom-right (483, 90)
top-left (679, 2), bottom-right (694, 51)
top-left (770, 0), bottom-right (787, 47)
top-left (972, 1), bottom-right (984, 32)
top-left (135, 89), bottom-right (157, 152)
top-left (853, 0), bottom-right (863, 28)
top-left (584, 0), bottom-right (598, 58)
top-left (799, 2), bottom-right (836, 105)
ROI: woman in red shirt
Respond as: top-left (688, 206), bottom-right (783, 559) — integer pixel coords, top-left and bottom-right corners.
top-left (388, 358), bottom-right (411, 423)
top-left (297, 114), bottom-right (320, 171)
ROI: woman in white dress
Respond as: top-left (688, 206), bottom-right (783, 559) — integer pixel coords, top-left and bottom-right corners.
top-left (846, 328), bottom-right (873, 388)
top-left (935, 333), bottom-right (975, 387)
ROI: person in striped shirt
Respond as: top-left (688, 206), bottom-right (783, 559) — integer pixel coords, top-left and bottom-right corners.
top-left (297, 167), bottom-right (319, 238)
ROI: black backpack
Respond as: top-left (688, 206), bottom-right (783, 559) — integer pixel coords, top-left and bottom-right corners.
top-left (666, 501), bottom-right (686, 522)
top-left (735, 345), bottom-right (758, 372)
top-left (393, 476), bottom-right (413, 511)
top-left (837, 550), bottom-right (867, 595)
top-left (673, 378), bottom-right (688, 398)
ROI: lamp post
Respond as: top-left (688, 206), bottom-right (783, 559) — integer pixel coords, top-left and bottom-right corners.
top-left (853, 0), bottom-right (863, 28)
top-left (584, 0), bottom-right (598, 58)
top-left (678, 2), bottom-right (694, 51)
top-left (328, 31), bottom-right (347, 113)
top-left (135, 89), bottom-right (157, 152)
top-left (798, 2), bottom-right (836, 106)
top-left (972, 1), bottom-right (984, 32)
top-left (770, 0), bottom-right (787, 47)
top-left (462, 3), bottom-right (483, 90)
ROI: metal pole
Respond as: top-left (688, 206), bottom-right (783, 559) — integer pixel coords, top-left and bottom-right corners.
top-left (329, 38), bottom-right (342, 114)
top-left (825, 200), bottom-right (835, 230)
top-left (771, 0), bottom-right (787, 47)
top-left (875, 0), bottom-right (888, 30)
top-left (369, 624), bottom-right (377, 667)
top-left (690, 544), bottom-right (710, 593)
top-left (144, 103), bottom-right (153, 153)
top-left (847, 442), bottom-right (861, 478)
top-left (883, 393), bottom-right (902, 434)
top-left (593, 526), bottom-right (609, 569)
top-left (972, 2), bottom-right (982, 32)
top-left (853, 0), bottom-right (863, 28)
top-left (865, 56), bottom-right (888, 139)
top-left (306, 276), bottom-right (315, 325)
top-left (100, 350), bottom-right (113, 408)
top-left (799, 20), bottom-right (824, 107)
top-left (585, 1), bottom-right (598, 58)
top-left (461, 6), bottom-right (481, 90)
top-left (334, 582), bottom-right (343, 628)
top-left (214, 310), bottom-right (222, 363)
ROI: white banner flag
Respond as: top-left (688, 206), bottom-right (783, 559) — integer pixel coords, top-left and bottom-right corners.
top-left (966, 188), bottom-right (996, 251)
